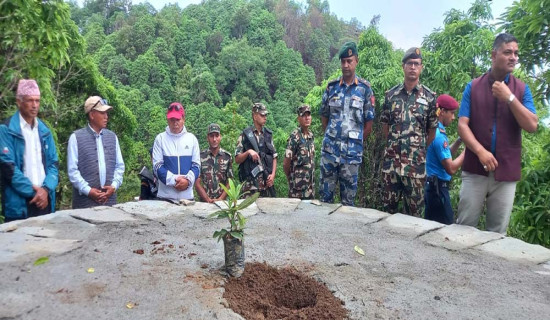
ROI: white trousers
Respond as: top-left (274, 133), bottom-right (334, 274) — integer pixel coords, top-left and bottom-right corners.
top-left (457, 171), bottom-right (517, 234)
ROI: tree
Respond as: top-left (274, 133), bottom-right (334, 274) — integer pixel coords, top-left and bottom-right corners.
top-left (421, 0), bottom-right (495, 100)
top-left (0, 0), bottom-right (72, 105)
top-left (500, 0), bottom-right (550, 102)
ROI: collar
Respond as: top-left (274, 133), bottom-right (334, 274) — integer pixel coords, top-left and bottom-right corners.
top-left (165, 125), bottom-right (187, 137)
top-left (208, 147), bottom-right (221, 157)
top-left (401, 82), bottom-right (421, 93)
top-left (19, 113), bottom-right (36, 130)
top-left (339, 75), bottom-right (359, 86)
top-left (487, 69), bottom-right (511, 84)
top-left (300, 127), bottom-right (313, 139)
top-left (253, 126), bottom-right (264, 134)
top-left (88, 123), bottom-right (104, 136)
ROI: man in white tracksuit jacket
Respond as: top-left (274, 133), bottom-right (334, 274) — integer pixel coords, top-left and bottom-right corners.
top-left (153, 102), bottom-right (200, 202)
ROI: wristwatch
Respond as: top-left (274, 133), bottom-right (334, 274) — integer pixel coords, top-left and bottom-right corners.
top-left (507, 93), bottom-right (515, 105)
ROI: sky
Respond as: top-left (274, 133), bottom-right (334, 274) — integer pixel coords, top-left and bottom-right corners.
top-left (134, 0), bottom-right (516, 50)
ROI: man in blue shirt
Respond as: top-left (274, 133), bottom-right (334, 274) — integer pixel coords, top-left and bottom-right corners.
top-left (424, 94), bottom-right (464, 224)
top-left (457, 33), bottom-right (538, 234)
top-left (319, 42), bottom-right (375, 206)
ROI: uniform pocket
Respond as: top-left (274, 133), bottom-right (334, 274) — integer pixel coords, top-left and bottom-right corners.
top-left (350, 96), bottom-right (364, 122)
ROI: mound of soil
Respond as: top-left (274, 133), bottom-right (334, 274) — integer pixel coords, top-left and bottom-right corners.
top-left (223, 262), bottom-right (348, 320)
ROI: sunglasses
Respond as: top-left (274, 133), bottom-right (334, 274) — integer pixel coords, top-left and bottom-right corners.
top-left (92, 98), bottom-right (108, 110)
top-left (168, 104), bottom-right (183, 111)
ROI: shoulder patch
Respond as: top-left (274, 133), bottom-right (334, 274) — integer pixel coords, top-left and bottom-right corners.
top-left (443, 140), bottom-right (448, 149)
top-left (357, 77), bottom-right (371, 87)
top-left (439, 127), bottom-right (446, 134)
top-left (220, 148), bottom-right (231, 156)
top-left (421, 84), bottom-right (436, 96)
top-left (385, 83), bottom-right (402, 95)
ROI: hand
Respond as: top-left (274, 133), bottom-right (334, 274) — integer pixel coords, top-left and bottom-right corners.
top-left (102, 185), bottom-right (116, 200)
top-left (477, 149), bottom-right (498, 172)
top-left (175, 176), bottom-right (189, 191)
top-left (266, 173), bottom-right (275, 187)
top-left (30, 186), bottom-right (49, 210)
top-left (492, 81), bottom-right (512, 103)
top-left (248, 150), bottom-right (260, 162)
top-left (89, 188), bottom-right (107, 203)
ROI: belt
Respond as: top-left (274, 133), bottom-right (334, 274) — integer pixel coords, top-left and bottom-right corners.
top-left (427, 176), bottom-right (450, 188)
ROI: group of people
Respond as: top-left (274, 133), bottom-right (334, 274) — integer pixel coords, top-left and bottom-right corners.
top-left (0, 32), bottom-right (537, 235)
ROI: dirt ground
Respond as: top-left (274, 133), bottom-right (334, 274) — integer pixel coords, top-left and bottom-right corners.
top-left (224, 262), bottom-right (348, 320)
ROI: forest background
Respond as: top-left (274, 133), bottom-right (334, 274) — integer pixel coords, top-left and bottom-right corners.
top-left (1, 0), bottom-right (549, 247)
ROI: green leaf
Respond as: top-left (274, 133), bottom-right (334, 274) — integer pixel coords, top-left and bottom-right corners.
top-left (34, 256), bottom-right (49, 266)
top-left (230, 231), bottom-right (243, 240)
top-left (236, 192), bottom-right (260, 210)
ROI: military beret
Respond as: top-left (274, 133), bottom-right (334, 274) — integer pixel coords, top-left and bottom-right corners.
top-left (402, 47), bottom-right (422, 63)
top-left (207, 123), bottom-right (221, 134)
top-left (436, 94), bottom-right (459, 110)
top-left (252, 103), bottom-right (269, 115)
top-left (297, 104), bottom-right (311, 116)
top-left (339, 42), bottom-right (358, 59)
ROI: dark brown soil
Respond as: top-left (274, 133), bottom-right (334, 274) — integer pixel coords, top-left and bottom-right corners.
top-left (223, 262), bottom-right (348, 320)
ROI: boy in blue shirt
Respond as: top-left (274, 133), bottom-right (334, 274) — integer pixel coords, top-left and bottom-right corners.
top-left (424, 94), bottom-right (464, 224)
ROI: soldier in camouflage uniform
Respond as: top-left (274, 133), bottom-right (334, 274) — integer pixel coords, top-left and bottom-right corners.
top-left (235, 103), bottom-right (277, 197)
top-left (195, 123), bottom-right (234, 203)
top-left (319, 42), bottom-right (375, 206)
top-left (380, 47), bottom-right (438, 216)
top-left (284, 105), bottom-right (315, 199)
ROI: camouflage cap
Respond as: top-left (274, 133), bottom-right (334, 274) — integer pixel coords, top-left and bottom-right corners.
top-left (339, 41), bottom-right (358, 59)
top-left (207, 123), bottom-right (221, 134)
top-left (297, 104), bottom-right (311, 116)
top-left (252, 102), bottom-right (269, 115)
top-left (402, 47), bottom-right (422, 63)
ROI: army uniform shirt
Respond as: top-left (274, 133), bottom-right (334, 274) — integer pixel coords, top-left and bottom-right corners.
top-left (235, 129), bottom-right (277, 193)
top-left (380, 83), bottom-right (438, 178)
top-left (199, 148), bottom-right (233, 199)
top-left (319, 76), bottom-right (375, 164)
top-left (285, 128), bottom-right (315, 199)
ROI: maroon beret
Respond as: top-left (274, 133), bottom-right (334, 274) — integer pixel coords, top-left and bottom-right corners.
top-left (436, 94), bottom-right (459, 110)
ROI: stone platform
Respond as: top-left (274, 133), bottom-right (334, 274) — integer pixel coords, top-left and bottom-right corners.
top-left (1, 199), bottom-right (549, 319)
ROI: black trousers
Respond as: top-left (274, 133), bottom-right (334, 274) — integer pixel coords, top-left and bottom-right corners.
top-left (424, 178), bottom-right (453, 225)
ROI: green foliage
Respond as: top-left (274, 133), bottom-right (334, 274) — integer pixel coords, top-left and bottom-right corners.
top-left (422, 0), bottom-right (494, 100)
top-left (0, 0), bottom-right (73, 106)
top-left (209, 179), bottom-right (260, 241)
top-left (509, 128), bottom-right (550, 247)
top-left (500, 0), bottom-right (550, 101)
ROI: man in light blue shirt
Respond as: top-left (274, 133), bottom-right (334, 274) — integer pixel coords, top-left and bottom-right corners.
top-left (67, 96), bottom-right (125, 209)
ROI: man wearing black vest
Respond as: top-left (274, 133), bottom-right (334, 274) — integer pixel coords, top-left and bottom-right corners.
top-left (235, 103), bottom-right (277, 198)
top-left (67, 96), bottom-right (125, 209)
top-left (457, 33), bottom-right (538, 234)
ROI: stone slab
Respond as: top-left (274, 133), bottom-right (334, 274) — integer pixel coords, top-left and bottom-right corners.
top-left (295, 200), bottom-right (342, 215)
top-left (475, 237), bottom-right (550, 264)
top-left (191, 202), bottom-right (225, 219)
top-left (1, 202), bottom-right (550, 319)
top-left (380, 213), bottom-right (444, 236)
top-left (419, 224), bottom-right (504, 250)
top-left (115, 200), bottom-right (186, 219)
top-left (69, 206), bottom-right (138, 224)
top-left (332, 206), bottom-right (390, 224)
top-left (0, 232), bottom-right (81, 264)
top-left (256, 198), bottom-right (301, 215)
top-left (12, 227), bottom-right (58, 238)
